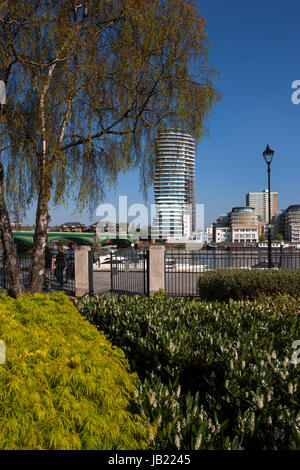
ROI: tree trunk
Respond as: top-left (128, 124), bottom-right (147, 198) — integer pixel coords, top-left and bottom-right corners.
top-left (29, 184), bottom-right (51, 293)
top-left (0, 162), bottom-right (25, 297)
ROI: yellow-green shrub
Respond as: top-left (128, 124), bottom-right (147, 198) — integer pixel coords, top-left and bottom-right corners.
top-left (0, 292), bottom-right (153, 450)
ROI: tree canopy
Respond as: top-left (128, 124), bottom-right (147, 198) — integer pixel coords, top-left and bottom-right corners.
top-left (0, 0), bottom-right (219, 210)
top-left (0, 0), bottom-right (220, 294)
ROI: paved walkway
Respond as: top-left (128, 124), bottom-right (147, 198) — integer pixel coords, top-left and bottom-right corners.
top-left (93, 271), bottom-right (111, 295)
top-left (93, 271), bottom-right (200, 298)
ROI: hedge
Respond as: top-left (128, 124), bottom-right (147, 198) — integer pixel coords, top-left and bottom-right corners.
top-left (77, 294), bottom-right (300, 450)
top-left (197, 269), bottom-right (300, 301)
top-left (0, 292), bottom-right (153, 450)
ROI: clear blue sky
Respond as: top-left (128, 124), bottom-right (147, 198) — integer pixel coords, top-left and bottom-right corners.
top-left (24, 0), bottom-right (300, 229)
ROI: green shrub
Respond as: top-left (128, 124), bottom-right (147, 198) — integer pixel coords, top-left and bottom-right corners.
top-left (197, 269), bottom-right (300, 302)
top-left (0, 292), bottom-right (153, 450)
top-left (77, 294), bottom-right (300, 450)
top-left (132, 376), bottom-right (242, 450)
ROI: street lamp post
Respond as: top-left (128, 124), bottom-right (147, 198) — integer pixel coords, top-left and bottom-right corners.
top-left (263, 145), bottom-right (275, 269)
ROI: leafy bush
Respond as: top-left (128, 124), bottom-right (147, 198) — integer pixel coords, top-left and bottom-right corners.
top-left (256, 293), bottom-right (300, 316)
top-left (132, 376), bottom-right (242, 450)
top-left (197, 269), bottom-right (300, 301)
top-left (0, 292), bottom-right (153, 450)
top-left (77, 294), bottom-right (300, 450)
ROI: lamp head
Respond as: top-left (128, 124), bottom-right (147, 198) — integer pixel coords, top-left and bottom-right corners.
top-left (263, 144), bottom-right (274, 164)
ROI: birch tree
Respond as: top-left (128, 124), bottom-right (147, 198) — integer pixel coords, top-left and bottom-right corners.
top-left (0, 0), bottom-right (219, 295)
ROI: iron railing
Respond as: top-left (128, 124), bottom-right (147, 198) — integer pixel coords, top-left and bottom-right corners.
top-left (51, 250), bottom-right (75, 296)
top-left (0, 251), bottom-right (75, 296)
top-left (111, 249), bottom-right (148, 295)
top-left (0, 252), bottom-right (31, 290)
top-left (165, 248), bottom-right (300, 298)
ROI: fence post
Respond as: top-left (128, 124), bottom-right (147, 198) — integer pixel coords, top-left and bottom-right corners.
top-left (149, 245), bottom-right (165, 296)
top-left (75, 245), bottom-right (92, 298)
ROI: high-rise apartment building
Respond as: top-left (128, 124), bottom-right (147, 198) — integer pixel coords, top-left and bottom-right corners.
top-left (246, 190), bottom-right (278, 222)
top-left (152, 130), bottom-right (196, 238)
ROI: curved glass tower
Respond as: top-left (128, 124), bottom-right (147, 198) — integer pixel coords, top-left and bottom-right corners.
top-left (152, 130), bottom-right (196, 239)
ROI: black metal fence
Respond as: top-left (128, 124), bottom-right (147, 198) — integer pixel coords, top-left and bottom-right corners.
top-left (88, 250), bottom-right (94, 296)
top-left (0, 251), bottom-right (75, 296)
top-left (111, 249), bottom-right (148, 295)
top-left (165, 248), bottom-right (300, 298)
top-left (0, 253), bottom-right (31, 290)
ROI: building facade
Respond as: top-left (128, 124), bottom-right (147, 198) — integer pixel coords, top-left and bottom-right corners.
top-left (59, 222), bottom-right (86, 232)
top-left (246, 190), bottom-right (278, 222)
top-left (230, 207), bottom-right (259, 243)
top-left (152, 130), bottom-right (196, 239)
top-left (212, 207), bottom-right (259, 244)
top-left (206, 226), bottom-right (214, 243)
top-left (215, 227), bottom-right (232, 243)
top-left (281, 205), bottom-right (300, 243)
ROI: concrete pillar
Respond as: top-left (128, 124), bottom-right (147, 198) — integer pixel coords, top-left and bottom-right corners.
top-left (149, 245), bottom-right (165, 296)
top-left (75, 245), bottom-right (91, 298)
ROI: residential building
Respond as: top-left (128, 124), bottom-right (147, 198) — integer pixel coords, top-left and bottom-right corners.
top-left (212, 207), bottom-right (259, 244)
top-left (246, 190), bottom-right (278, 222)
top-left (152, 129), bottom-right (196, 239)
top-left (18, 225), bottom-right (35, 231)
top-left (11, 221), bottom-right (22, 230)
top-left (206, 226), bottom-right (213, 243)
top-left (59, 222), bottom-right (86, 232)
top-left (83, 222), bottom-right (98, 233)
top-left (281, 205), bottom-right (300, 242)
top-left (271, 213), bottom-right (284, 239)
top-left (183, 213), bottom-right (191, 237)
top-left (212, 214), bottom-right (230, 243)
top-left (94, 221), bottom-right (116, 233)
top-left (230, 207), bottom-right (259, 243)
top-left (215, 227), bottom-right (232, 243)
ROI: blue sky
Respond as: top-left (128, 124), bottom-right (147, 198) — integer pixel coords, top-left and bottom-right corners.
top-left (24, 0), bottom-right (300, 229)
